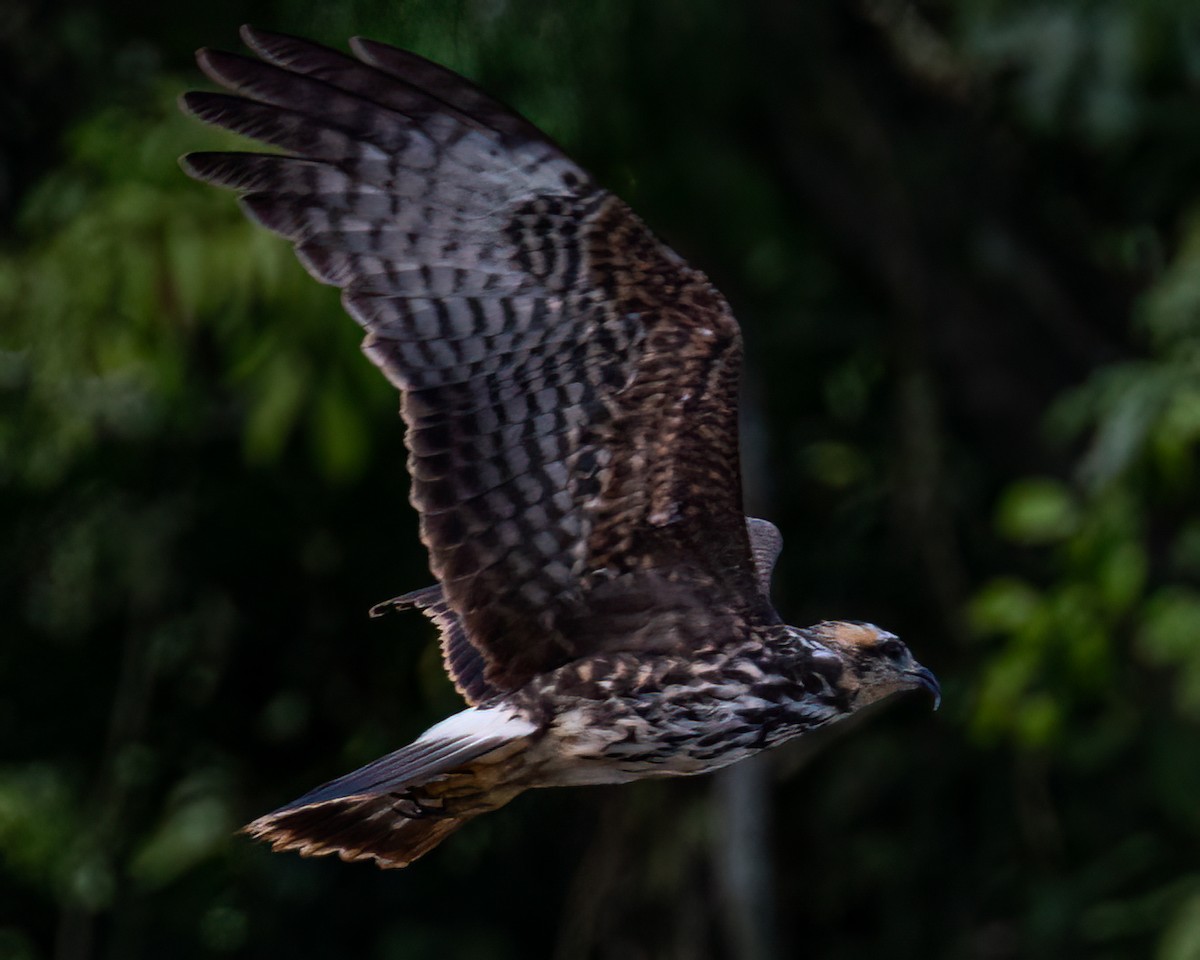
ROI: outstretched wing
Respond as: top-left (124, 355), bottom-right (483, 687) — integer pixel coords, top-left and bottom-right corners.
top-left (182, 27), bottom-right (763, 691)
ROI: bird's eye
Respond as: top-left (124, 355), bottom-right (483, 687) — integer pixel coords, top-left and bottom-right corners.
top-left (879, 639), bottom-right (904, 659)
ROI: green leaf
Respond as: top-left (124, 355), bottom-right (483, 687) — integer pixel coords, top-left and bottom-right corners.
top-left (969, 577), bottom-right (1043, 635)
top-left (129, 792), bottom-right (233, 889)
top-left (311, 384), bottom-right (371, 483)
top-left (242, 354), bottom-right (308, 466)
top-left (996, 477), bottom-right (1080, 544)
top-left (1160, 891), bottom-right (1200, 960)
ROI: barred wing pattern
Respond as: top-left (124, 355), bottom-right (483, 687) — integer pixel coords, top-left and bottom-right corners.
top-left (183, 27), bottom-right (763, 692)
top-left (370, 516), bottom-right (786, 707)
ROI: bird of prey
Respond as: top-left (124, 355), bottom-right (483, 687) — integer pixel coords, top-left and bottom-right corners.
top-left (181, 26), bottom-right (940, 869)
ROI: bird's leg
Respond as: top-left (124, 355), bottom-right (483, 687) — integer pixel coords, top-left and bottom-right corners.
top-left (388, 792), bottom-right (449, 819)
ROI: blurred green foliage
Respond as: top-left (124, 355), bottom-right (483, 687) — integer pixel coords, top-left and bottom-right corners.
top-left (3, 1), bottom-right (1200, 958)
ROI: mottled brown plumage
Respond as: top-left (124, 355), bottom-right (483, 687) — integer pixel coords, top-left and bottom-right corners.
top-left (182, 26), bottom-right (939, 870)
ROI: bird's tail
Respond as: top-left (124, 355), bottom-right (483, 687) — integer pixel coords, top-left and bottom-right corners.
top-left (244, 705), bottom-right (536, 868)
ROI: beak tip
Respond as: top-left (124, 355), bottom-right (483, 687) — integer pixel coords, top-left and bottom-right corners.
top-left (908, 665), bottom-right (941, 712)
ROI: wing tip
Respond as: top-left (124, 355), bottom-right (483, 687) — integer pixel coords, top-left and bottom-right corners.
top-left (240, 23), bottom-right (338, 65)
top-left (238, 23), bottom-right (261, 49)
top-left (195, 46), bottom-right (265, 91)
top-left (177, 151), bottom-right (203, 181)
top-left (179, 150), bottom-right (242, 184)
top-left (369, 584), bottom-right (441, 618)
top-left (193, 46), bottom-right (220, 84)
top-left (347, 36), bottom-right (430, 76)
top-left (178, 89), bottom-right (244, 128)
top-left (177, 89), bottom-right (204, 120)
top-left (346, 35), bottom-right (377, 63)
top-left (176, 151), bottom-right (268, 191)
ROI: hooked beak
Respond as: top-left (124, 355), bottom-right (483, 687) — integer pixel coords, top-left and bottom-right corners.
top-left (906, 665), bottom-right (941, 711)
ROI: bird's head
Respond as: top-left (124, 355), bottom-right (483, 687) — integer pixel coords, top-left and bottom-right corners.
top-left (809, 621), bottom-right (940, 711)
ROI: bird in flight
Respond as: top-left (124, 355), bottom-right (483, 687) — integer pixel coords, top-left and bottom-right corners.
top-left (181, 26), bottom-right (940, 869)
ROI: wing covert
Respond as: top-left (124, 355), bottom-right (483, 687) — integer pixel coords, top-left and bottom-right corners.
top-left (182, 26), bottom-right (763, 691)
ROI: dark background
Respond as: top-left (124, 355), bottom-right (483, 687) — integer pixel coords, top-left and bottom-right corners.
top-left (4, 1), bottom-right (1200, 958)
